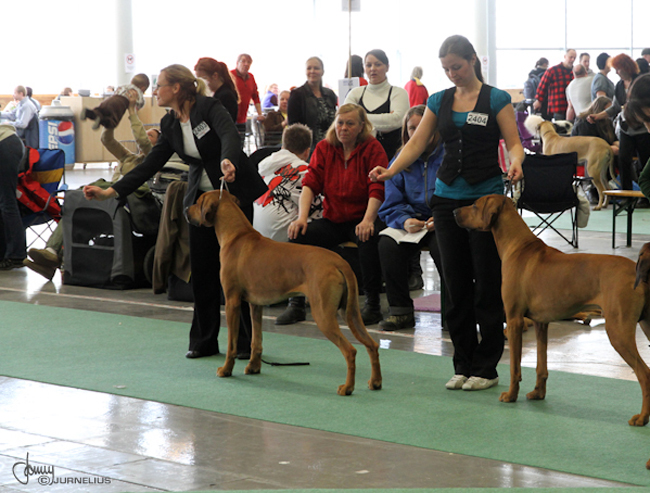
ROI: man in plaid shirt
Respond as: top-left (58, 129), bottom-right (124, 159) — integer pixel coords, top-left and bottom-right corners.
top-left (533, 49), bottom-right (576, 120)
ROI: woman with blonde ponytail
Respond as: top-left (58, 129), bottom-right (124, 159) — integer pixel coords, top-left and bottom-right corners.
top-left (83, 64), bottom-right (267, 360)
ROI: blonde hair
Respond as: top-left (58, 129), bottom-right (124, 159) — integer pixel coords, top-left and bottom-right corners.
top-left (160, 64), bottom-right (206, 115)
top-left (325, 103), bottom-right (373, 146)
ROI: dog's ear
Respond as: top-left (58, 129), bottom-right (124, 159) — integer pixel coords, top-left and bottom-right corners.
top-left (200, 195), bottom-right (219, 226)
top-left (479, 196), bottom-right (501, 230)
top-left (635, 243), bottom-right (650, 289)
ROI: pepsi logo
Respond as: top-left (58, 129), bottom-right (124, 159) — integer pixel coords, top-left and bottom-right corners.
top-left (57, 121), bottom-right (74, 145)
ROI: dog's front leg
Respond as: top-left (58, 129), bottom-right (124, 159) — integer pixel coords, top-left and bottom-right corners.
top-left (527, 322), bottom-right (549, 400)
top-left (217, 297), bottom-right (240, 378)
top-left (500, 316), bottom-right (524, 403)
top-left (245, 304), bottom-right (263, 375)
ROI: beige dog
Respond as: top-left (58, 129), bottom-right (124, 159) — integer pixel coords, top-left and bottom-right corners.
top-left (454, 194), bottom-right (650, 428)
top-left (186, 190), bottom-right (382, 396)
top-left (524, 114), bottom-right (615, 211)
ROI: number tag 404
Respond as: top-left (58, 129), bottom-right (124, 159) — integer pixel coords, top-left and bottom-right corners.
top-left (466, 112), bottom-right (488, 126)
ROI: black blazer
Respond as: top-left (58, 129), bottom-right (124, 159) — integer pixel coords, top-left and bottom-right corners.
top-left (112, 95), bottom-right (267, 209)
top-left (287, 82), bottom-right (337, 134)
top-left (213, 85), bottom-right (239, 123)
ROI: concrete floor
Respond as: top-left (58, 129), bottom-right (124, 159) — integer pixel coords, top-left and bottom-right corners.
top-left (0, 163), bottom-right (648, 491)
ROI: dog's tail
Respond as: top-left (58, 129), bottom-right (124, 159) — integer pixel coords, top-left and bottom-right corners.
top-left (603, 147), bottom-right (618, 190)
top-left (339, 264), bottom-right (379, 348)
top-left (524, 114), bottom-right (545, 137)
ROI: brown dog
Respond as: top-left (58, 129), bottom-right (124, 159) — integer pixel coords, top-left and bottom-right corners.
top-left (524, 114), bottom-right (615, 211)
top-left (454, 194), bottom-right (650, 427)
top-left (185, 190), bottom-right (382, 396)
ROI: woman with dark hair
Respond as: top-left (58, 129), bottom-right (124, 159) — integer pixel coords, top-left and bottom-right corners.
top-left (376, 105), bottom-right (443, 331)
top-left (277, 103), bottom-right (387, 326)
top-left (287, 56), bottom-right (338, 151)
top-left (523, 57), bottom-right (548, 101)
top-left (344, 54), bottom-right (368, 85)
top-left (589, 53), bottom-right (649, 190)
top-left (627, 74), bottom-right (650, 197)
top-left (371, 35), bottom-right (524, 391)
top-left (194, 57), bottom-right (240, 122)
top-left (344, 49), bottom-right (409, 160)
top-left (83, 64), bottom-right (267, 360)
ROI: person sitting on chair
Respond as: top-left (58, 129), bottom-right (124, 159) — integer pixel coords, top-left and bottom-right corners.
top-left (24, 94), bottom-right (160, 280)
top-left (253, 123), bottom-right (322, 242)
top-left (0, 85), bottom-right (39, 148)
top-left (377, 105), bottom-right (444, 331)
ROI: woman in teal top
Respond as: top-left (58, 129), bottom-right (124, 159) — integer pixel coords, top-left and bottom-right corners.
top-left (371, 35), bottom-right (524, 392)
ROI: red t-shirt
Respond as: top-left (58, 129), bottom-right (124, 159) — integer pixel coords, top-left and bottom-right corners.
top-left (230, 69), bottom-right (261, 124)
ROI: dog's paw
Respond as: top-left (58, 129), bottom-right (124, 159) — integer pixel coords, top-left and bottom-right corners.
top-left (628, 413), bottom-right (649, 427)
top-left (217, 366), bottom-right (232, 378)
top-left (337, 384), bottom-right (354, 396)
top-left (368, 379), bottom-right (382, 391)
top-left (499, 391), bottom-right (518, 403)
top-left (244, 363), bottom-right (261, 375)
top-left (526, 389), bottom-right (546, 400)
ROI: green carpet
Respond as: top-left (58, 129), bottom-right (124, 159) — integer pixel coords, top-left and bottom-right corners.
top-left (2, 300), bottom-right (650, 486)
top-left (170, 490), bottom-right (650, 493)
top-left (524, 206), bottom-right (650, 235)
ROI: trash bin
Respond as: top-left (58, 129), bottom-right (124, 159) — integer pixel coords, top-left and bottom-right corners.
top-left (39, 101), bottom-right (75, 169)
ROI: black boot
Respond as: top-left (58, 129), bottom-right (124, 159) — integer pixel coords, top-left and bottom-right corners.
top-left (361, 293), bottom-right (382, 325)
top-left (407, 251), bottom-right (424, 291)
top-left (275, 297), bottom-right (306, 325)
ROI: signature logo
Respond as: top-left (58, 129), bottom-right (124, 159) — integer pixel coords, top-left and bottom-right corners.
top-left (12, 453), bottom-right (55, 485)
top-left (12, 454), bottom-right (112, 486)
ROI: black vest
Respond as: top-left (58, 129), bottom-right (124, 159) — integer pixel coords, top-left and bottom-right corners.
top-left (436, 84), bottom-right (502, 186)
top-left (359, 86), bottom-right (401, 161)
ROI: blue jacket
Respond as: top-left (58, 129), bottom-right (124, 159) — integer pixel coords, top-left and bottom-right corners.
top-left (378, 143), bottom-right (444, 229)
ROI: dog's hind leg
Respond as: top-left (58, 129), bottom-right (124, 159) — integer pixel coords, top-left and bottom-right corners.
top-left (217, 296), bottom-right (241, 378)
top-left (345, 310), bottom-right (382, 391)
top-left (527, 322), bottom-right (549, 400)
top-left (311, 297), bottom-right (357, 396)
top-left (500, 315), bottom-right (525, 403)
top-left (245, 304), bottom-right (264, 375)
top-left (605, 317), bottom-right (650, 426)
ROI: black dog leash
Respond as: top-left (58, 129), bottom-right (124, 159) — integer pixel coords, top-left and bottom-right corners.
top-left (261, 358), bottom-right (310, 366)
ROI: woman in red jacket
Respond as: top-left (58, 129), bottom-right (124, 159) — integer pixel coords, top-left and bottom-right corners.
top-left (276, 103), bottom-right (387, 326)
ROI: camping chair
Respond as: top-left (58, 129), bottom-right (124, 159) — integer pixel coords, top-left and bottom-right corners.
top-left (518, 152), bottom-right (580, 248)
top-left (18, 148), bottom-right (67, 249)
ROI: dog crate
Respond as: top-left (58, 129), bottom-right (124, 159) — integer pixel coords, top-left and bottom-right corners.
top-left (62, 190), bottom-right (156, 289)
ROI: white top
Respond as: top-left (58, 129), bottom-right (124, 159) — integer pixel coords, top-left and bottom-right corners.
top-left (181, 120), bottom-right (213, 191)
top-left (566, 75), bottom-right (594, 116)
top-left (344, 79), bottom-right (409, 134)
top-left (252, 149), bottom-right (322, 242)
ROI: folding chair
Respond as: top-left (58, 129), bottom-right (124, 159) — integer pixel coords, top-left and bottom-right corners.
top-left (17, 148), bottom-right (68, 249)
top-left (518, 152), bottom-right (580, 248)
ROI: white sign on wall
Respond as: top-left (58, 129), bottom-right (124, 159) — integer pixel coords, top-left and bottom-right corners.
top-left (124, 53), bottom-right (136, 73)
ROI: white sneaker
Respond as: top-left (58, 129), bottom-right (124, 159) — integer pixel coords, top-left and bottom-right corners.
top-left (445, 374), bottom-right (468, 390)
top-left (462, 376), bottom-right (499, 391)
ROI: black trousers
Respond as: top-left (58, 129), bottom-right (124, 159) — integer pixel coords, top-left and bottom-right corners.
top-left (431, 196), bottom-right (504, 379)
top-left (291, 217), bottom-right (382, 299)
top-left (188, 200), bottom-right (252, 355)
top-left (378, 231), bottom-right (441, 314)
top-left (619, 131), bottom-right (650, 190)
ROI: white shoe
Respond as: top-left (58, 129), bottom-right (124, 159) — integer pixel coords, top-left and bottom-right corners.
top-left (445, 374), bottom-right (468, 390)
top-left (462, 376), bottom-right (499, 391)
